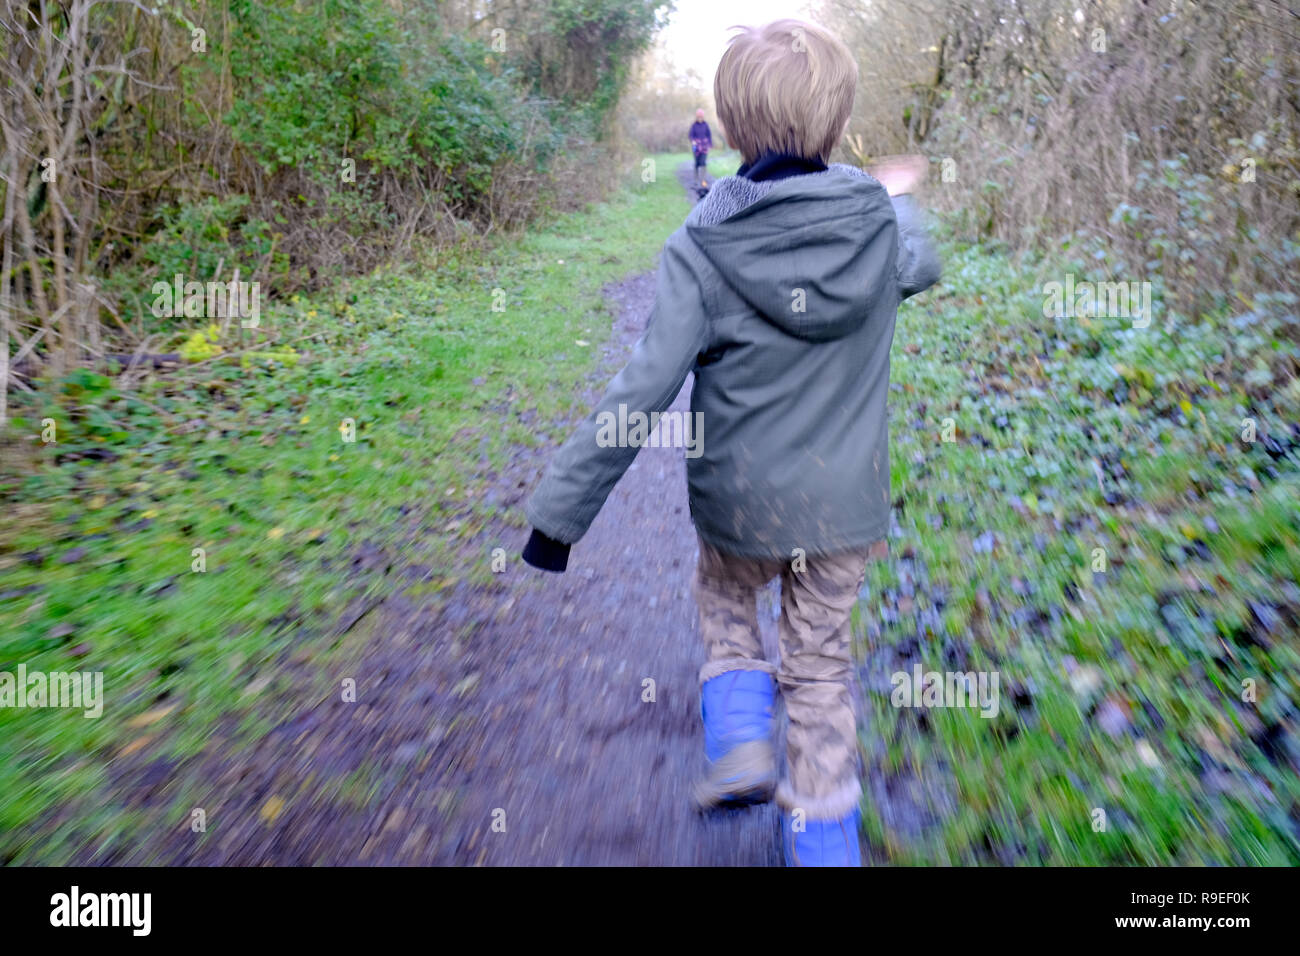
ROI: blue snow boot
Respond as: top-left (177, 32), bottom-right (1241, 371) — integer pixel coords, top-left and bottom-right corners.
top-left (782, 808), bottom-right (862, 866)
top-left (692, 669), bottom-right (777, 810)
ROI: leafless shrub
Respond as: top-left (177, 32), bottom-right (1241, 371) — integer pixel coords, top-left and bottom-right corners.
top-left (1, 0), bottom-right (149, 407)
top-left (822, 0), bottom-right (1300, 314)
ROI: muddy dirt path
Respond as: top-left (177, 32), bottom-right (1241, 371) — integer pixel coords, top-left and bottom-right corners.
top-left (110, 162), bottom-right (782, 865)
top-left (393, 159), bottom-right (783, 864)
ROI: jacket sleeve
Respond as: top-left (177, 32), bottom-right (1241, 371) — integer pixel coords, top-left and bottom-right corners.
top-left (892, 194), bottom-right (942, 299)
top-left (525, 233), bottom-right (710, 545)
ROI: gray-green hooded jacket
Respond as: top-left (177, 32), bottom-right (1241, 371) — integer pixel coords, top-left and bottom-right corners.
top-left (526, 163), bottom-right (941, 560)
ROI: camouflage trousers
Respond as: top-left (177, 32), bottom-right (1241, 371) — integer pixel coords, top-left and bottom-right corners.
top-left (694, 535), bottom-right (876, 819)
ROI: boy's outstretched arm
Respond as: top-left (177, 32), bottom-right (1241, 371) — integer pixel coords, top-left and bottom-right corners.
top-left (892, 194), bottom-right (942, 299)
top-left (522, 233), bottom-right (710, 572)
top-left (868, 155), bottom-right (942, 299)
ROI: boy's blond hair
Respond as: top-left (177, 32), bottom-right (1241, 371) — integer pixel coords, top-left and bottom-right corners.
top-left (713, 19), bottom-right (858, 165)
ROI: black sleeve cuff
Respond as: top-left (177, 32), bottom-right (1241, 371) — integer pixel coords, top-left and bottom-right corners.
top-left (522, 528), bottom-right (570, 573)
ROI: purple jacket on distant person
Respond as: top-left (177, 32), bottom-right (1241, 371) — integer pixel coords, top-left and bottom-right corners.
top-left (689, 120), bottom-right (712, 157)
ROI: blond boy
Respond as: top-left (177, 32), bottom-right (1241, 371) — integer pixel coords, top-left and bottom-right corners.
top-left (523, 19), bottom-right (940, 866)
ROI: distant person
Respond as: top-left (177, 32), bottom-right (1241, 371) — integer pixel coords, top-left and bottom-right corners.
top-left (688, 109), bottom-right (712, 186)
top-left (521, 19), bottom-right (940, 866)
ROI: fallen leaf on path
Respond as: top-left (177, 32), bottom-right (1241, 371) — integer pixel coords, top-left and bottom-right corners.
top-left (260, 796), bottom-right (286, 824)
top-left (243, 674), bottom-right (273, 697)
top-left (117, 735), bottom-right (155, 758)
top-left (452, 674), bottom-right (480, 698)
top-left (127, 704), bottom-right (176, 729)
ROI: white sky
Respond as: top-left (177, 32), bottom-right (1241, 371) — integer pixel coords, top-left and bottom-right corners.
top-left (657, 0), bottom-right (816, 86)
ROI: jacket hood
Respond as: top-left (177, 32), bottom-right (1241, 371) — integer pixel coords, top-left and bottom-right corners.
top-left (684, 164), bottom-right (895, 342)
